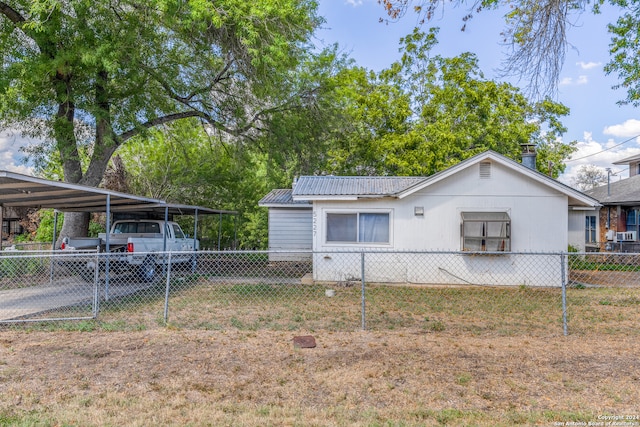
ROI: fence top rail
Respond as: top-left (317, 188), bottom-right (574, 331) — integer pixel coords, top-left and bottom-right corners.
top-left (2, 248), bottom-right (640, 258)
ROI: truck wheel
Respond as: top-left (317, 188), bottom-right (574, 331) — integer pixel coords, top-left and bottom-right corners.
top-left (138, 256), bottom-right (158, 283)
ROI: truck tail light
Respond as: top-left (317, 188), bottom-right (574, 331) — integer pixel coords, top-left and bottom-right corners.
top-left (127, 242), bottom-right (134, 253)
top-left (60, 242), bottom-right (66, 250)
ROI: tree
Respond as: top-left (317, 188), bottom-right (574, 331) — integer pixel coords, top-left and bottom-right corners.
top-left (571, 164), bottom-right (608, 191)
top-left (0, 0), bottom-right (320, 239)
top-left (118, 118), bottom-right (269, 248)
top-left (377, 1), bottom-right (640, 100)
top-left (327, 28), bottom-right (576, 177)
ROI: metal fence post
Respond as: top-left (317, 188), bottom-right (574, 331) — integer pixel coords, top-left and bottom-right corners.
top-left (93, 252), bottom-right (100, 319)
top-left (361, 252), bottom-right (366, 331)
top-left (163, 252), bottom-right (173, 324)
top-left (561, 252), bottom-right (568, 336)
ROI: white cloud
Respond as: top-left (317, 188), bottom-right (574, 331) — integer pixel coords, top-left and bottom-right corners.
top-left (603, 119), bottom-right (640, 138)
top-left (0, 129), bottom-right (35, 175)
top-left (345, 0), bottom-right (364, 6)
top-left (576, 61), bottom-right (601, 70)
top-left (558, 131), bottom-right (640, 185)
top-left (559, 77), bottom-right (573, 86)
top-left (559, 75), bottom-right (588, 86)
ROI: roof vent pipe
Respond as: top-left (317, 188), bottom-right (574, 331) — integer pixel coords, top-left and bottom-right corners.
top-left (521, 144), bottom-right (537, 171)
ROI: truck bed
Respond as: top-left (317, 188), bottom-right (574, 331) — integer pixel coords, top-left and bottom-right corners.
top-left (98, 232), bottom-right (164, 247)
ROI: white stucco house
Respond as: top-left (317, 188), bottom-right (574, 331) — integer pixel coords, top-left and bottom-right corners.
top-left (261, 150), bottom-right (600, 286)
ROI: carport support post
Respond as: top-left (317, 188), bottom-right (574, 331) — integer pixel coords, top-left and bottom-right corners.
top-left (52, 210), bottom-right (59, 250)
top-left (104, 195), bottom-right (111, 300)
top-left (218, 212), bottom-right (222, 250)
top-left (163, 206), bottom-right (169, 277)
top-left (192, 209), bottom-right (199, 272)
top-left (361, 252), bottom-right (366, 330)
top-left (49, 210), bottom-right (60, 284)
top-left (561, 253), bottom-right (568, 336)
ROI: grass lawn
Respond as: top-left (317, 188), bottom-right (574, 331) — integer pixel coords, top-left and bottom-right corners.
top-left (1, 280), bottom-right (639, 426)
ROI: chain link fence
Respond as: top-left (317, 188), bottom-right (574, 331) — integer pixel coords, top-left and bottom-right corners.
top-left (0, 249), bottom-right (638, 336)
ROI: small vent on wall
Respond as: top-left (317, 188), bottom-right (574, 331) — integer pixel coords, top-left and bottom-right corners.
top-left (479, 162), bottom-right (491, 179)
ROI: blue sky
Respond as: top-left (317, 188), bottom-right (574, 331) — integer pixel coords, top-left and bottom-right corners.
top-left (2, 1), bottom-right (639, 186)
top-left (315, 0), bottom-right (640, 185)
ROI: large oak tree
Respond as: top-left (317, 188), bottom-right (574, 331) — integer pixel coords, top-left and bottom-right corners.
top-left (0, 0), bottom-right (320, 238)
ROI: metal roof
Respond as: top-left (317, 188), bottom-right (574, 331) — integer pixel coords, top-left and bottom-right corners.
top-left (259, 189), bottom-right (312, 207)
top-left (0, 170), bottom-right (234, 215)
top-left (287, 151), bottom-right (600, 208)
top-left (292, 176), bottom-right (426, 199)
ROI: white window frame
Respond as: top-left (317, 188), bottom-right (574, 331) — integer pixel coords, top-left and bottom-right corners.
top-left (461, 211), bottom-right (511, 252)
top-left (325, 210), bottom-right (392, 245)
top-left (585, 215), bottom-right (597, 244)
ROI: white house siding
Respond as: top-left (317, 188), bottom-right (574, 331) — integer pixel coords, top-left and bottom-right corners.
top-left (268, 208), bottom-right (312, 261)
top-left (311, 160), bottom-right (571, 286)
top-left (313, 252), bottom-right (563, 287)
top-left (568, 210), bottom-right (588, 251)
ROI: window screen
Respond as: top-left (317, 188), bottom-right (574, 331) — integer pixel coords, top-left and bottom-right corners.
top-left (461, 212), bottom-right (510, 252)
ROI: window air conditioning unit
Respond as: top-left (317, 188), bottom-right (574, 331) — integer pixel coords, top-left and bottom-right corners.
top-left (616, 231), bottom-right (637, 242)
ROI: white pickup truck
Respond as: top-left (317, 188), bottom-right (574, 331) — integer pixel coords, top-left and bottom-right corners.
top-left (60, 219), bottom-right (198, 282)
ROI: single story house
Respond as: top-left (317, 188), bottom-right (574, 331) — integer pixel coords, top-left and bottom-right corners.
top-left (583, 153), bottom-right (640, 252)
top-left (261, 150), bottom-right (600, 286)
top-left (258, 187), bottom-right (312, 261)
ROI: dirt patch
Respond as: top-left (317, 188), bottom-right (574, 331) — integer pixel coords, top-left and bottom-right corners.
top-left (0, 328), bottom-right (638, 426)
top-left (570, 269), bottom-right (640, 287)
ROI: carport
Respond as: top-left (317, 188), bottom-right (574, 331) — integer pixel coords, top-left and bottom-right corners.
top-left (0, 169), bottom-right (236, 251)
top-left (0, 170), bottom-right (236, 291)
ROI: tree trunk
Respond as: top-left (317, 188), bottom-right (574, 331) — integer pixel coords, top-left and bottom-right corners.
top-left (56, 212), bottom-right (91, 248)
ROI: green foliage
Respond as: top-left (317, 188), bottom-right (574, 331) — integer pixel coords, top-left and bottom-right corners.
top-left (117, 118), bottom-right (270, 248)
top-left (34, 209), bottom-right (60, 243)
top-left (0, 0), bottom-right (321, 185)
top-left (324, 28), bottom-right (575, 177)
top-left (605, 2), bottom-right (640, 105)
top-left (87, 220), bottom-right (105, 237)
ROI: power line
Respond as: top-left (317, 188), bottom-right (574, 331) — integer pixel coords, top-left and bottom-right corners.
top-left (566, 133), bottom-right (640, 163)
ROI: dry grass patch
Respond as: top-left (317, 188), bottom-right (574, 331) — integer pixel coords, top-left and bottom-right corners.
top-left (4, 281), bottom-right (639, 425)
top-left (0, 328), bottom-right (638, 426)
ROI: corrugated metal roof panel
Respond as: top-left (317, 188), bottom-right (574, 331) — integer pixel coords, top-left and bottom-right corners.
top-left (292, 176), bottom-right (426, 197)
top-left (259, 189), bottom-right (312, 206)
top-left (0, 170), bottom-right (232, 215)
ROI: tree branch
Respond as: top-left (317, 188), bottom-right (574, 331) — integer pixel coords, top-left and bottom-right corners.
top-left (139, 60), bottom-right (234, 106)
top-left (0, 1), bottom-right (25, 24)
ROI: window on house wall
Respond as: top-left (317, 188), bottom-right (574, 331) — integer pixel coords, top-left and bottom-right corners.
top-left (585, 215), bottom-right (597, 243)
top-left (2, 220), bottom-right (23, 237)
top-left (326, 212), bottom-right (390, 244)
top-left (461, 212), bottom-right (510, 251)
top-left (626, 209), bottom-right (639, 239)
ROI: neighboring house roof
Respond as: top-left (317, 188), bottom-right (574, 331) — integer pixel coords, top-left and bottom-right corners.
top-left (584, 174), bottom-right (640, 205)
top-left (258, 188), bottom-right (312, 208)
top-left (290, 151), bottom-right (600, 208)
top-left (613, 153), bottom-right (640, 165)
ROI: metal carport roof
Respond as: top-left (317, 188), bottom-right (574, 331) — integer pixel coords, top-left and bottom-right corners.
top-left (0, 170), bottom-right (235, 216)
top-left (0, 170), bottom-right (164, 212)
